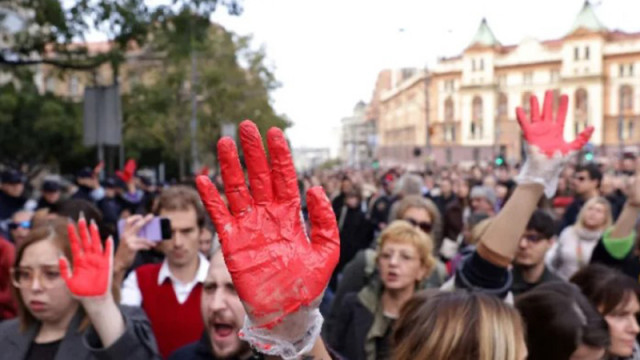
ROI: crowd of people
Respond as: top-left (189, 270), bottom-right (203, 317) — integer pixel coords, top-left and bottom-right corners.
top-left (0, 90), bottom-right (639, 359)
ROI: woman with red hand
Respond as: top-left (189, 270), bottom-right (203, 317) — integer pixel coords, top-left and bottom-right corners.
top-left (196, 120), bottom-right (339, 359)
top-left (447, 89), bottom-right (593, 299)
top-left (0, 216), bottom-right (159, 360)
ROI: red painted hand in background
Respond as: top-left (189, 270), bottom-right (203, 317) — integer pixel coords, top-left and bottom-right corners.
top-left (59, 218), bottom-right (113, 298)
top-left (516, 90), bottom-right (593, 157)
top-left (196, 120), bottom-right (339, 329)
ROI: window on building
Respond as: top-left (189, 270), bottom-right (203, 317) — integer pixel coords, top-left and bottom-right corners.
top-left (522, 91), bottom-right (532, 114)
top-left (621, 85), bottom-right (633, 111)
top-left (479, 58), bottom-right (484, 71)
top-left (523, 72), bottom-right (533, 85)
top-left (445, 97), bottom-right (454, 122)
top-left (497, 92), bottom-right (508, 119)
top-left (472, 59), bottom-right (476, 71)
top-left (585, 46), bottom-right (590, 60)
top-left (575, 88), bottom-right (588, 135)
top-left (552, 89), bottom-right (561, 113)
top-left (574, 47), bottom-right (580, 61)
top-left (69, 75), bottom-right (79, 97)
top-left (620, 64), bottom-right (625, 77)
top-left (630, 64), bottom-right (634, 77)
top-left (629, 120), bottom-right (635, 140)
top-left (472, 96), bottom-right (483, 139)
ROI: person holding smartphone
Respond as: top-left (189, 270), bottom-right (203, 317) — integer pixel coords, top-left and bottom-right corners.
top-left (114, 186), bottom-right (210, 358)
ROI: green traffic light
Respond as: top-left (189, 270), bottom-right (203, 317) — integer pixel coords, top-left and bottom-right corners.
top-left (585, 152), bottom-right (594, 161)
top-left (495, 157), bottom-right (504, 166)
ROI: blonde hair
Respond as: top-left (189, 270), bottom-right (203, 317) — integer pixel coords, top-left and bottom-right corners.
top-left (576, 196), bottom-right (612, 231)
top-left (393, 290), bottom-right (526, 360)
top-left (377, 220), bottom-right (435, 275)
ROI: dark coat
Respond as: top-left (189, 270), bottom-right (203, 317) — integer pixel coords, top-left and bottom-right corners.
top-left (169, 332), bottom-right (262, 360)
top-left (0, 306), bottom-right (160, 360)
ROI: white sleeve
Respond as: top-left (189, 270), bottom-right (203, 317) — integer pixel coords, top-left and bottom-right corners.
top-left (120, 271), bottom-right (143, 306)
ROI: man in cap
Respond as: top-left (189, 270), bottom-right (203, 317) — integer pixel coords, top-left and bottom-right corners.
top-left (0, 169), bottom-right (30, 237)
top-left (36, 179), bottom-right (62, 211)
top-left (72, 167), bottom-right (104, 205)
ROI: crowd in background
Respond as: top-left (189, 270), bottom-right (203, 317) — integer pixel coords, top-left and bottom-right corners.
top-left (0, 140), bottom-right (640, 359)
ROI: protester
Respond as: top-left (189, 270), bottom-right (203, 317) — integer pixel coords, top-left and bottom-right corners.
top-left (558, 163), bottom-right (602, 233)
top-left (515, 281), bottom-right (610, 360)
top-left (393, 290), bottom-right (527, 360)
top-left (325, 195), bottom-right (446, 340)
top-left (511, 210), bottom-right (561, 296)
top-left (327, 221), bottom-right (435, 360)
top-left (0, 169), bottom-right (31, 236)
top-left (367, 171), bottom-right (397, 233)
top-left (71, 167), bottom-right (103, 204)
top-left (36, 180), bottom-right (61, 212)
top-left (0, 217), bottom-right (159, 359)
top-left (330, 185), bottom-right (372, 291)
top-left (169, 250), bottom-right (258, 360)
top-left (571, 264), bottom-right (640, 360)
top-left (0, 235), bottom-right (16, 321)
top-left (8, 210), bottom-right (33, 246)
top-left (118, 186), bottom-right (210, 358)
top-left (548, 196), bottom-right (613, 280)
top-left (590, 160), bottom-right (640, 280)
top-left (469, 185), bottom-right (497, 216)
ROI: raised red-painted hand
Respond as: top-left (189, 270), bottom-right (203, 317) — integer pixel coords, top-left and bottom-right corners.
top-left (196, 120), bottom-right (339, 329)
top-left (59, 218), bottom-right (113, 298)
top-left (516, 90), bottom-right (594, 156)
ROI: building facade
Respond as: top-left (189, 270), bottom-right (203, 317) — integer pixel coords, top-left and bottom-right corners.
top-left (427, 2), bottom-right (640, 164)
top-left (340, 101), bottom-right (376, 168)
top-left (376, 68), bottom-right (429, 169)
top-left (373, 2), bottom-right (640, 167)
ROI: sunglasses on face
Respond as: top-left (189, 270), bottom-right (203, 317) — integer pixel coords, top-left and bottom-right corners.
top-left (8, 221), bottom-right (30, 230)
top-left (404, 218), bottom-right (432, 234)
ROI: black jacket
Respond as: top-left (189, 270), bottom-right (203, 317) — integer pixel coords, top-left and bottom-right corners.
top-left (169, 332), bottom-right (262, 360)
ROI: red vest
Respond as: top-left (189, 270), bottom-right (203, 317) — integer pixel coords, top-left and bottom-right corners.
top-left (136, 264), bottom-right (204, 359)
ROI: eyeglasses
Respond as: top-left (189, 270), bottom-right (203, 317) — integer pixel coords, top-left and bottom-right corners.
top-left (521, 233), bottom-right (547, 244)
top-left (8, 221), bottom-right (30, 231)
top-left (404, 218), bottom-right (432, 234)
top-left (10, 266), bottom-right (62, 289)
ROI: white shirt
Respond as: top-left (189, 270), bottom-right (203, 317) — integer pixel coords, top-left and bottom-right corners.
top-left (121, 253), bottom-right (209, 306)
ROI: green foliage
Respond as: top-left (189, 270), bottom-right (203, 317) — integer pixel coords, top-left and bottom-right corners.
top-left (123, 15), bottom-right (289, 177)
top-left (0, 70), bottom-right (91, 172)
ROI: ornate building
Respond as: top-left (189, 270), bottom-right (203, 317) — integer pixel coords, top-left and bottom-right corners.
top-left (428, 1), bottom-right (640, 164)
top-left (374, 1), bottom-right (640, 167)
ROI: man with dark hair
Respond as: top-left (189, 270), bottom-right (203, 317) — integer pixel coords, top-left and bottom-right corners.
top-left (116, 185), bottom-right (209, 358)
top-left (0, 169), bottom-right (29, 234)
top-left (558, 163), bottom-right (603, 233)
top-left (512, 210), bottom-right (561, 296)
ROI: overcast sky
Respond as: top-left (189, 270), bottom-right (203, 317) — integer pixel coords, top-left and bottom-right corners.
top-left (141, 0), bottom-right (640, 149)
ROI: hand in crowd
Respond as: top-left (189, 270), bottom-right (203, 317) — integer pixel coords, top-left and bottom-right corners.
top-left (59, 217), bottom-right (113, 299)
top-left (515, 90), bottom-right (594, 198)
top-left (113, 214), bottom-right (156, 275)
top-left (196, 120), bottom-right (339, 358)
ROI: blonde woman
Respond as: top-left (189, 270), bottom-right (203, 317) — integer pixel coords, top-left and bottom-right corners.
top-left (547, 196), bottom-right (613, 280)
top-left (393, 290), bottom-right (527, 360)
top-left (327, 221), bottom-right (435, 360)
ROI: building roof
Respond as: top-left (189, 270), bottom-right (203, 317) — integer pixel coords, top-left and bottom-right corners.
top-left (468, 18), bottom-right (500, 48)
top-left (569, 1), bottom-right (606, 34)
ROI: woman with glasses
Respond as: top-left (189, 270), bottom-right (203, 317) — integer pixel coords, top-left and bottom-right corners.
top-left (0, 216), bottom-right (159, 360)
top-left (547, 196), bottom-right (613, 280)
top-left (327, 221), bottom-right (435, 360)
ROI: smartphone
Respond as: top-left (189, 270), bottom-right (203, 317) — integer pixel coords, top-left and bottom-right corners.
top-left (118, 217), bottom-right (172, 242)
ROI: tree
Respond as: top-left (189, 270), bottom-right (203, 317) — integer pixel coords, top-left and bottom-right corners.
top-left (123, 12), bottom-right (288, 179)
